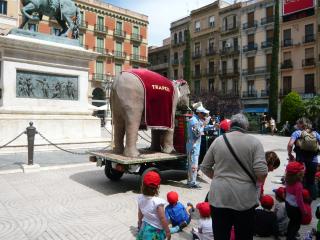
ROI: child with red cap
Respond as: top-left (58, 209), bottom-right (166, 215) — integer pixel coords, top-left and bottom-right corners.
top-left (254, 195), bottom-right (279, 239)
top-left (192, 202), bottom-right (213, 240)
top-left (137, 171), bottom-right (171, 240)
top-left (273, 187), bottom-right (289, 236)
top-left (285, 161), bottom-right (306, 240)
top-left (301, 189), bottom-right (312, 225)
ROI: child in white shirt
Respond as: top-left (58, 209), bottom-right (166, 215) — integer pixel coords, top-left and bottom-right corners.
top-left (192, 202), bottom-right (213, 240)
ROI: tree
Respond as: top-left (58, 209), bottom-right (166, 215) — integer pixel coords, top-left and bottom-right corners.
top-left (268, 0), bottom-right (280, 120)
top-left (281, 92), bottom-right (304, 125)
top-left (183, 29), bottom-right (191, 86)
top-left (304, 96), bottom-right (320, 130)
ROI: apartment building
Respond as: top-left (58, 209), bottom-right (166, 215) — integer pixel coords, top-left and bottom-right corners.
top-left (17, 0), bottom-right (148, 103)
top-left (148, 38), bottom-right (170, 77)
top-left (170, 16), bottom-right (190, 80)
top-left (0, 0), bottom-right (18, 35)
top-left (280, 4), bottom-right (318, 99)
top-left (219, 3), bottom-right (242, 98)
top-left (190, 2), bottom-right (221, 94)
top-left (240, 0), bottom-right (275, 113)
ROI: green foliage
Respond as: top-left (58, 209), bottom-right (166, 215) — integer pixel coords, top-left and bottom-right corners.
top-left (268, 0), bottom-right (280, 120)
top-left (281, 92), bottom-right (304, 125)
top-left (183, 30), bottom-right (191, 86)
top-left (304, 96), bottom-right (320, 130)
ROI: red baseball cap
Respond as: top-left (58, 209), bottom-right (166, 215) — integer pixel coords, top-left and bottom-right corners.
top-left (143, 171), bottom-right (161, 187)
top-left (273, 187), bottom-right (286, 200)
top-left (315, 172), bottom-right (320, 179)
top-left (196, 202), bottom-right (211, 218)
top-left (167, 191), bottom-right (179, 205)
top-left (260, 195), bottom-right (274, 209)
top-left (286, 162), bottom-right (305, 174)
top-left (303, 189), bottom-right (310, 201)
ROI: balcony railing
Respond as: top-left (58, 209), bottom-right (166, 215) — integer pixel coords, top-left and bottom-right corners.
top-left (192, 71), bottom-right (202, 79)
top-left (112, 51), bottom-right (127, 59)
top-left (113, 29), bottom-right (126, 38)
top-left (221, 24), bottom-right (239, 34)
top-left (242, 90), bottom-right (258, 98)
top-left (242, 21), bottom-right (258, 30)
top-left (280, 88), bottom-right (315, 99)
top-left (261, 40), bottom-right (273, 49)
top-left (281, 59), bottom-right (293, 69)
top-left (148, 62), bottom-right (169, 71)
top-left (94, 24), bottom-right (108, 33)
top-left (79, 21), bottom-right (88, 29)
top-left (171, 40), bottom-right (186, 47)
top-left (204, 68), bottom-right (218, 76)
top-left (94, 47), bottom-right (109, 56)
top-left (216, 90), bottom-right (240, 98)
top-left (243, 43), bottom-right (258, 52)
top-left (131, 33), bottom-right (143, 42)
top-left (303, 34), bottom-right (315, 44)
top-left (130, 54), bottom-right (147, 62)
top-left (261, 16), bottom-right (274, 25)
top-left (192, 51), bottom-right (202, 59)
top-left (282, 39), bottom-right (293, 47)
top-left (206, 48), bottom-right (217, 56)
top-left (302, 58), bottom-right (315, 67)
top-left (243, 67), bottom-right (267, 75)
top-left (261, 90), bottom-right (269, 97)
top-left (171, 58), bottom-right (179, 65)
top-left (220, 46), bottom-right (240, 55)
top-left (219, 68), bottom-right (239, 76)
top-left (92, 73), bottom-right (108, 82)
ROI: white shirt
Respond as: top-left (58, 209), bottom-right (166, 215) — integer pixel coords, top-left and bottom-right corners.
top-left (198, 218), bottom-right (213, 240)
top-left (138, 194), bottom-right (167, 229)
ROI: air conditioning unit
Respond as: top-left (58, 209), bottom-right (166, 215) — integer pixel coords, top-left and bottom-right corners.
top-left (225, 42), bottom-right (231, 48)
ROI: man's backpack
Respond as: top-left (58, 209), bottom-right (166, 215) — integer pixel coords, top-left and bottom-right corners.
top-left (296, 130), bottom-right (319, 153)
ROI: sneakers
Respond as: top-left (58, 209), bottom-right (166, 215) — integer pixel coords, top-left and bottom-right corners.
top-left (187, 184), bottom-right (202, 189)
top-left (187, 202), bottom-right (195, 212)
top-left (179, 221), bottom-right (188, 230)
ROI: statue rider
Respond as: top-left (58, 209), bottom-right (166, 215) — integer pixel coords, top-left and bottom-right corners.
top-left (186, 103), bottom-right (214, 188)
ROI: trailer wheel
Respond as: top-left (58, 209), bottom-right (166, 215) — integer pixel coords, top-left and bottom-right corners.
top-left (105, 162), bottom-right (124, 181)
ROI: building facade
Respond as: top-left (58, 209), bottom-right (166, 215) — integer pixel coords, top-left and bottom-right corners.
top-left (240, 0), bottom-right (275, 113)
top-left (0, 0), bottom-right (18, 35)
top-left (148, 38), bottom-right (170, 77)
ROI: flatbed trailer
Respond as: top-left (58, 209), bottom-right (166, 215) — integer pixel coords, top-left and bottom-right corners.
top-left (89, 149), bottom-right (187, 181)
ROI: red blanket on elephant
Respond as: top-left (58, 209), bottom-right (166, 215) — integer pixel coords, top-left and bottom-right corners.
top-left (125, 69), bottom-right (175, 129)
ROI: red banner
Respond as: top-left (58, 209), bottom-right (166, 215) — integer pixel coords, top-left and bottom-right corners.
top-left (283, 0), bottom-right (314, 15)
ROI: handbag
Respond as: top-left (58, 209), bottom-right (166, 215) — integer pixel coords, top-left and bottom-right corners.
top-left (223, 134), bottom-right (256, 185)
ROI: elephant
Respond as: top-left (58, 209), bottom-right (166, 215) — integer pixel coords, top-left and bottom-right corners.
top-left (19, 0), bottom-right (80, 38)
top-left (111, 71), bottom-right (190, 158)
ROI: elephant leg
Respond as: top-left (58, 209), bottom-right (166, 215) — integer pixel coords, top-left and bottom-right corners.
top-left (113, 116), bottom-right (125, 154)
top-left (123, 118), bottom-right (141, 158)
top-left (150, 129), bottom-right (161, 152)
top-left (161, 130), bottom-right (175, 154)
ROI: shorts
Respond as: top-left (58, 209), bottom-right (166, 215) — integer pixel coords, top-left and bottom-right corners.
top-left (137, 222), bottom-right (166, 240)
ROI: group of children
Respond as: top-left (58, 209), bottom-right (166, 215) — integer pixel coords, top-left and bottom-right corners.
top-left (137, 151), bottom-right (320, 240)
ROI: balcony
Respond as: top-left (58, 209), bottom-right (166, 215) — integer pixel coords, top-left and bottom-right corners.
top-left (219, 68), bottom-right (239, 77)
top-left (206, 48), bottom-right (217, 56)
top-left (280, 88), bottom-right (315, 99)
top-left (216, 90), bottom-right (240, 98)
top-left (282, 39), bottom-right (293, 47)
top-left (261, 90), bottom-right (269, 97)
top-left (303, 34), bottom-right (315, 44)
top-left (171, 58), bottom-right (179, 66)
top-left (243, 67), bottom-right (267, 76)
top-left (171, 40), bottom-right (186, 47)
top-left (131, 33), bottom-right (143, 42)
top-left (192, 71), bottom-right (202, 79)
top-left (243, 43), bottom-right (258, 53)
top-left (220, 46), bottom-right (240, 56)
top-left (261, 40), bottom-right (273, 49)
top-left (221, 24), bottom-right (239, 35)
top-left (281, 59), bottom-right (293, 70)
top-left (242, 21), bottom-right (258, 30)
top-left (204, 68), bottom-right (217, 76)
top-left (130, 54), bottom-right (147, 63)
top-left (94, 47), bottom-right (110, 56)
top-left (112, 51), bottom-right (126, 60)
top-left (79, 21), bottom-right (88, 29)
top-left (92, 73), bottom-right (108, 82)
top-left (261, 16), bottom-right (274, 25)
top-left (148, 62), bottom-right (169, 71)
top-left (94, 24), bottom-right (108, 34)
top-left (192, 51), bottom-right (202, 59)
top-left (242, 90), bottom-right (258, 98)
top-left (302, 58), bottom-right (315, 67)
top-left (113, 29), bottom-right (126, 39)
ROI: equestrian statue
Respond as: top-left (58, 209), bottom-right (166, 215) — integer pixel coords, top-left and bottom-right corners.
top-left (19, 0), bottom-right (81, 39)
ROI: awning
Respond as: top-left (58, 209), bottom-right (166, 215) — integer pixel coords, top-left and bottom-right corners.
top-left (243, 107), bottom-right (268, 113)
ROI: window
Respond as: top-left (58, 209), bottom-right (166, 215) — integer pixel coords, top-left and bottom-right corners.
top-left (266, 6), bottom-right (274, 18)
top-left (194, 80), bottom-right (200, 94)
top-left (223, 17), bottom-right (228, 31)
top-left (116, 42), bottom-right (122, 52)
top-left (283, 29), bottom-right (292, 46)
top-left (209, 78), bottom-right (214, 91)
top-left (115, 64), bottom-right (122, 76)
top-left (247, 12), bottom-right (254, 27)
top-left (80, 11), bottom-right (84, 21)
top-left (283, 76), bottom-right (292, 95)
top-left (133, 45), bottom-right (139, 57)
top-left (0, 1), bottom-right (7, 15)
top-left (195, 64), bottom-right (201, 77)
top-left (305, 74), bottom-right (315, 94)
top-left (266, 29), bottom-right (274, 42)
top-left (174, 52), bottom-right (178, 60)
top-left (96, 60), bottom-right (104, 74)
top-left (233, 80), bottom-right (239, 94)
top-left (28, 23), bottom-right (37, 32)
top-left (209, 16), bottom-right (215, 28)
top-left (116, 21), bottom-right (123, 30)
top-left (174, 69), bottom-right (178, 79)
top-left (97, 16), bottom-right (104, 29)
top-left (221, 80), bottom-right (227, 93)
top-left (97, 37), bottom-right (104, 52)
top-left (305, 24), bottom-right (314, 36)
top-left (222, 61), bottom-right (227, 74)
top-left (208, 38), bottom-right (214, 50)
top-left (178, 32), bottom-right (183, 43)
top-left (133, 26), bottom-right (139, 35)
top-left (233, 59), bottom-right (238, 73)
top-left (283, 51), bottom-right (291, 60)
top-left (53, 28), bottom-right (60, 36)
top-left (305, 47), bottom-right (314, 59)
top-left (174, 33), bottom-right (178, 44)
top-left (163, 54), bottom-right (167, 63)
top-left (247, 57), bottom-right (255, 73)
top-left (79, 33), bottom-right (84, 46)
top-left (209, 61), bottom-right (215, 74)
top-left (195, 21), bottom-right (201, 32)
top-left (248, 34), bottom-right (254, 45)
top-left (266, 54), bottom-right (272, 71)
top-left (194, 42), bottom-right (201, 54)
top-left (233, 38), bottom-right (238, 50)
top-left (248, 80), bottom-right (255, 93)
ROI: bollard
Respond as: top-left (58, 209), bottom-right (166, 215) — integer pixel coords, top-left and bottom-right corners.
top-left (26, 122), bottom-right (37, 165)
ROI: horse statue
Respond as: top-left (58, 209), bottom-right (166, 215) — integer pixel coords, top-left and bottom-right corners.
top-left (19, 0), bottom-right (81, 38)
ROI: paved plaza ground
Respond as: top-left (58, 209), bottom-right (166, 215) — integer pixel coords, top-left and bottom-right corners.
top-left (0, 134), bottom-right (318, 240)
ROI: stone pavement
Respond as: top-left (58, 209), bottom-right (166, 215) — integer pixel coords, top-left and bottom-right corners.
top-left (0, 134), bottom-right (318, 240)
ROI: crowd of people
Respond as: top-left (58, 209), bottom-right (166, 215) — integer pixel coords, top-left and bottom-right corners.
top-left (135, 103), bottom-right (320, 240)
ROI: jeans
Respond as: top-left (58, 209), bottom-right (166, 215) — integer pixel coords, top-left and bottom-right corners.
top-left (187, 151), bottom-right (199, 186)
top-left (303, 160), bottom-right (318, 199)
top-left (285, 202), bottom-right (302, 240)
top-left (210, 206), bottom-right (255, 240)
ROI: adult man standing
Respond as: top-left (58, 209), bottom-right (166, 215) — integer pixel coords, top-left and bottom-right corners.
top-left (186, 105), bottom-right (213, 189)
top-left (201, 113), bottom-right (268, 239)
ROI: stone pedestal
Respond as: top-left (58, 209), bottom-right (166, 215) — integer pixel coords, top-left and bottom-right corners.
top-left (0, 31), bottom-right (107, 152)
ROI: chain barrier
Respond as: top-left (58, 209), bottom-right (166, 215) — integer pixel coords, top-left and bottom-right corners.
top-left (103, 126), bottom-right (113, 136)
top-left (142, 130), bottom-right (151, 139)
top-left (138, 132), bottom-right (151, 143)
top-left (0, 131), bottom-right (26, 149)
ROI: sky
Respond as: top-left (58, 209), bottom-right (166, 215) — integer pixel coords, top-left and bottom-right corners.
top-left (103, 0), bottom-right (232, 46)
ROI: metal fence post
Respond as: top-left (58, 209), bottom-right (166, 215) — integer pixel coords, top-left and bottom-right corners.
top-left (26, 122), bottom-right (37, 165)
